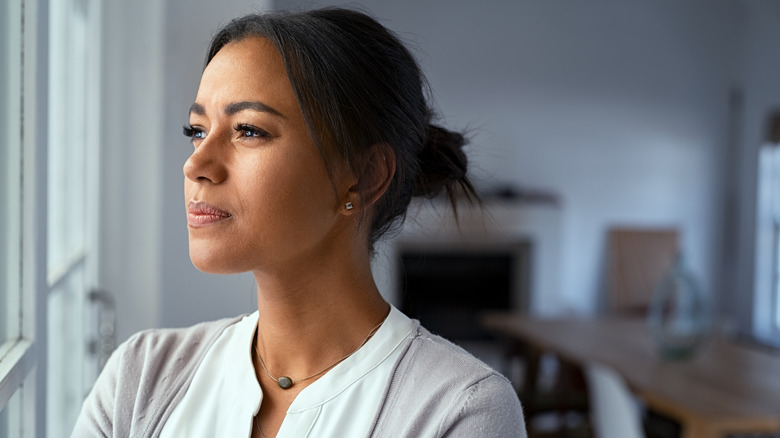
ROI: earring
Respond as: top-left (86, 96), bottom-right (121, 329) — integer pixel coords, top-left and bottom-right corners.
top-left (345, 202), bottom-right (354, 210)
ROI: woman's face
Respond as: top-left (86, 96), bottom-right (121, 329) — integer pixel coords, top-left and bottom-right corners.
top-left (184, 37), bottom-right (351, 274)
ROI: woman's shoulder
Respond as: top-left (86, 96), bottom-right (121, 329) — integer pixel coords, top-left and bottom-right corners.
top-left (120, 314), bottom-right (247, 360)
top-left (106, 314), bottom-right (249, 397)
top-left (372, 324), bottom-right (526, 437)
top-left (409, 326), bottom-right (501, 378)
top-left (72, 314), bottom-right (249, 437)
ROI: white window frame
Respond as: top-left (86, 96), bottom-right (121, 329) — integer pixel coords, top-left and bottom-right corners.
top-left (0, 0), bottom-right (50, 435)
top-left (45, 0), bottom-right (105, 432)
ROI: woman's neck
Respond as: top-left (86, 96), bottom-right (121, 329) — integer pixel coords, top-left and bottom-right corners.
top-left (251, 250), bottom-right (389, 382)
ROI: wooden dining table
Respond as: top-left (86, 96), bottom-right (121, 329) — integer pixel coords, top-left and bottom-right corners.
top-left (481, 313), bottom-right (780, 438)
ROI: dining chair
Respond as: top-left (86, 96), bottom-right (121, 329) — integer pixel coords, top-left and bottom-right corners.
top-left (606, 227), bottom-right (678, 316)
top-left (584, 362), bottom-right (645, 438)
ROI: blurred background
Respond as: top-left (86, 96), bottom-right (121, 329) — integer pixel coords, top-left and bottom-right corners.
top-left (2, 0), bottom-right (780, 437)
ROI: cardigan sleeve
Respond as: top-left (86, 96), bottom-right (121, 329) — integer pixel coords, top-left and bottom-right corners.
top-left (439, 374), bottom-right (527, 438)
top-left (71, 333), bottom-right (135, 437)
top-left (71, 315), bottom-right (244, 438)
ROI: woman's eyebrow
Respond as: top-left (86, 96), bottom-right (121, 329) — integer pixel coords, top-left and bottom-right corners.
top-left (226, 101), bottom-right (285, 118)
top-left (188, 101), bottom-right (286, 119)
top-left (189, 102), bottom-right (206, 115)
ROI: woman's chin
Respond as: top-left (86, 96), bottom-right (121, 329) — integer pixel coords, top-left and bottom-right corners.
top-left (190, 259), bottom-right (234, 274)
top-left (188, 246), bottom-right (246, 275)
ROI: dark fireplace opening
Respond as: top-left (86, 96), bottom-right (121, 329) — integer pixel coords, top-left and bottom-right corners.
top-left (399, 244), bottom-right (530, 343)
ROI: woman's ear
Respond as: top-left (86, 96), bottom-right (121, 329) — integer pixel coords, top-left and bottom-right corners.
top-left (342, 144), bottom-right (395, 214)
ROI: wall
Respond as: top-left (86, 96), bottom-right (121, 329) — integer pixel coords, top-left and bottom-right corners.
top-left (100, 0), bottom-right (165, 342)
top-left (276, 0), bottom-right (740, 315)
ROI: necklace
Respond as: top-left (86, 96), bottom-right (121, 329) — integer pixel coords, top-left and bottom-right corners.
top-left (255, 319), bottom-right (384, 390)
top-left (254, 415), bottom-right (267, 438)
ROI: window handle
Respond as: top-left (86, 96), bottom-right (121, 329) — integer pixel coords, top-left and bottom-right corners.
top-left (87, 289), bottom-right (116, 371)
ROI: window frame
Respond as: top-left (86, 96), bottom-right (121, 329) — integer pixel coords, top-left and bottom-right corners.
top-left (0, 0), bottom-right (50, 435)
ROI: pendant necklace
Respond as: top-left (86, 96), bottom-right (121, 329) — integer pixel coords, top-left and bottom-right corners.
top-left (255, 319), bottom-right (384, 390)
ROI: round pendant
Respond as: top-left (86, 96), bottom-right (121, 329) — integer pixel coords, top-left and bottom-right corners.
top-left (277, 376), bottom-right (293, 389)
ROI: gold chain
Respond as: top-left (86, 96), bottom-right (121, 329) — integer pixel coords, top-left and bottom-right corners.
top-left (254, 415), bottom-right (267, 438)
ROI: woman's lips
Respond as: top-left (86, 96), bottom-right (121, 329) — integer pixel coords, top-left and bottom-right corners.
top-left (187, 201), bottom-right (232, 227)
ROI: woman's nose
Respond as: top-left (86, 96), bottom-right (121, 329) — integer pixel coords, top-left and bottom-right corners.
top-left (183, 136), bottom-right (228, 185)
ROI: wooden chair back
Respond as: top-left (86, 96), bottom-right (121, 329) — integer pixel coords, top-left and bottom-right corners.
top-left (607, 228), bottom-right (678, 316)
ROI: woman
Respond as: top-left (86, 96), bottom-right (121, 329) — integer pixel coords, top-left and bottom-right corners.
top-left (74, 7), bottom-right (525, 438)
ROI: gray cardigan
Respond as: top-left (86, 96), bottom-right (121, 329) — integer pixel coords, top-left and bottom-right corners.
top-left (72, 315), bottom-right (526, 437)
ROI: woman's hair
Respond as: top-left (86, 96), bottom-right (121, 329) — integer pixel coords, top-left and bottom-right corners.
top-left (206, 7), bottom-right (478, 248)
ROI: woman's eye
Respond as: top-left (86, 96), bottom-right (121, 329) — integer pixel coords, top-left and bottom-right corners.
top-left (235, 124), bottom-right (271, 139)
top-left (182, 125), bottom-right (206, 141)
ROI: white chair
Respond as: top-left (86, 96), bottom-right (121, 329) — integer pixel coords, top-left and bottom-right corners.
top-left (584, 362), bottom-right (645, 438)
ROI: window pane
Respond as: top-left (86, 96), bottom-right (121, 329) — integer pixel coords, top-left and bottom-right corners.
top-left (775, 220), bottom-right (780, 328)
top-left (48, 259), bottom-right (88, 434)
top-left (46, 0), bottom-right (99, 433)
top-left (48, 0), bottom-right (88, 276)
top-left (770, 146), bottom-right (780, 330)
top-left (1, 0), bottom-right (23, 343)
top-left (0, 40), bottom-right (7, 342)
top-left (755, 144), bottom-right (780, 343)
top-left (0, 385), bottom-right (21, 437)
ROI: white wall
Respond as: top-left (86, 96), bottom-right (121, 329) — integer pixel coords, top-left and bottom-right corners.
top-left (101, 0), bottom-right (165, 342)
top-left (276, 0), bottom-right (740, 315)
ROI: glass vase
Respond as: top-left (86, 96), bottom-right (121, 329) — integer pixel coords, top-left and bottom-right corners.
top-left (647, 254), bottom-right (709, 360)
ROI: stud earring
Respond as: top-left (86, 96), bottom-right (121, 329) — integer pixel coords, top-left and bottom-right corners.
top-left (345, 202), bottom-right (354, 210)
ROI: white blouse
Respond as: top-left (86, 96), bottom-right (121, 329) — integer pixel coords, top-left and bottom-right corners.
top-left (160, 305), bottom-right (415, 438)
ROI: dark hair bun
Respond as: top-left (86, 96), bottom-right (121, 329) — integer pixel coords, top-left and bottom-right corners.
top-left (414, 124), bottom-right (475, 202)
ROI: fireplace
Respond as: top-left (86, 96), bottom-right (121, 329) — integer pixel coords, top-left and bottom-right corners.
top-left (372, 198), bottom-right (560, 368)
top-left (399, 244), bottom-right (531, 342)
top-left (373, 197), bottom-right (562, 341)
